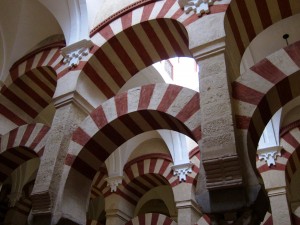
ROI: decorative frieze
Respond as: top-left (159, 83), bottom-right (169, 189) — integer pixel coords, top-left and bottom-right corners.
top-left (61, 39), bottom-right (93, 68)
top-left (178, 0), bottom-right (219, 16)
top-left (105, 176), bottom-right (123, 192)
top-left (258, 146), bottom-right (281, 167)
top-left (172, 162), bottom-right (193, 182)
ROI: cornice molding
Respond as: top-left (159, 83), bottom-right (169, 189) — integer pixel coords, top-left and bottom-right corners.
top-left (176, 199), bottom-right (202, 213)
top-left (53, 90), bottom-right (94, 114)
top-left (90, 0), bottom-right (162, 37)
top-left (191, 37), bottom-right (225, 61)
top-left (105, 176), bottom-right (123, 192)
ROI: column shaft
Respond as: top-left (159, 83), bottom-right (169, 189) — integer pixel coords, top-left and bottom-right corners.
top-left (268, 187), bottom-right (291, 225)
top-left (30, 99), bottom-right (87, 224)
top-left (198, 51), bottom-right (242, 190)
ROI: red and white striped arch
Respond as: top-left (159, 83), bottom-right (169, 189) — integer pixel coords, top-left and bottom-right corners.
top-left (66, 83), bottom-right (200, 180)
top-left (120, 173), bottom-right (171, 205)
top-left (0, 43), bottom-right (65, 126)
top-left (233, 41), bottom-right (300, 162)
top-left (113, 154), bottom-right (174, 205)
top-left (125, 213), bottom-right (177, 225)
top-left (90, 168), bottom-right (109, 199)
top-left (76, 0), bottom-right (228, 100)
top-left (90, 154), bottom-right (177, 202)
top-left (90, 0), bottom-right (229, 39)
top-left (280, 126), bottom-right (300, 184)
top-left (6, 43), bottom-right (64, 86)
top-left (82, 18), bottom-right (191, 100)
top-left (0, 123), bottom-right (50, 182)
top-left (189, 146), bottom-right (200, 187)
top-left (224, 0), bottom-right (300, 78)
top-left (90, 152), bottom-right (200, 202)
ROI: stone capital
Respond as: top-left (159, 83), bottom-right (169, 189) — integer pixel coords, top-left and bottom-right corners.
top-left (105, 208), bottom-right (131, 222)
top-left (178, 0), bottom-right (220, 16)
top-left (61, 39), bottom-right (93, 68)
top-left (257, 146), bottom-right (281, 167)
top-left (172, 162), bottom-right (193, 182)
top-left (191, 37), bottom-right (225, 61)
top-left (105, 176), bottom-right (123, 192)
top-left (176, 199), bottom-right (202, 213)
top-left (267, 186), bottom-right (287, 197)
top-left (53, 90), bottom-right (94, 114)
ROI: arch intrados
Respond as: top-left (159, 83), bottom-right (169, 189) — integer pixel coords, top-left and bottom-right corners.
top-left (285, 145), bottom-right (300, 185)
top-left (69, 83), bottom-right (200, 179)
top-left (72, 110), bottom-right (195, 180)
top-left (250, 72), bottom-right (300, 146)
top-left (0, 66), bottom-right (58, 123)
top-left (233, 41), bottom-right (300, 167)
top-left (121, 172), bottom-right (171, 205)
top-left (90, 167), bottom-right (109, 199)
top-left (224, 0), bottom-right (300, 79)
top-left (240, 14), bottom-right (300, 74)
top-left (79, 18), bottom-right (191, 100)
top-left (125, 173), bottom-right (170, 188)
top-left (0, 147), bottom-right (39, 182)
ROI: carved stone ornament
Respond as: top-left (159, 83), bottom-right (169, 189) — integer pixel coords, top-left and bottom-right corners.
top-left (258, 146), bottom-right (281, 167)
top-left (61, 39), bottom-right (93, 68)
top-left (178, 0), bottom-right (219, 16)
top-left (172, 162), bottom-right (193, 182)
top-left (105, 176), bottom-right (123, 192)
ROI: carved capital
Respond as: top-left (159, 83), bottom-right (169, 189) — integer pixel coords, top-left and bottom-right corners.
top-left (61, 39), bottom-right (93, 68)
top-left (172, 162), bottom-right (193, 182)
top-left (258, 146), bottom-right (281, 167)
top-left (178, 0), bottom-right (219, 16)
top-left (105, 176), bottom-right (123, 192)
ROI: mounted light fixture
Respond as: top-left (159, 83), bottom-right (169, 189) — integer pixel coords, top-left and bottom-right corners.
top-left (282, 33), bottom-right (289, 46)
